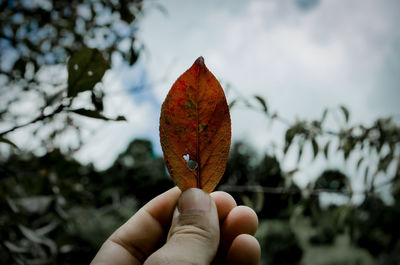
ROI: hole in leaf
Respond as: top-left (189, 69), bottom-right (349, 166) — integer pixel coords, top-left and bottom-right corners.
top-left (187, 160), bottom-right (198, 170)
top-left (183, 154), bottom-right (198, 171)
top-left (73, 64), bottom-right (79, 70)
top-left (183, 154), bottom-right (189, 162)
top-left (88, 70), bottom-right (93, 76)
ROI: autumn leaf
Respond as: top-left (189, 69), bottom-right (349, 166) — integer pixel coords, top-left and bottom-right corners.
top-left (160, 57), bottom-right (231, 193)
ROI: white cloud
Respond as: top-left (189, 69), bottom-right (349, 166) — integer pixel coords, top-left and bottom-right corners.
top-left (74, 0), bottom-right (400, 182)
top-left (74, 57), bottom-right (160, 169)
top-left (132, 0), bottom-right (400, 186)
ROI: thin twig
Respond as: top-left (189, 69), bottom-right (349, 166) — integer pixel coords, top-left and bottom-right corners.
top-left (228, 85), bottom-right (339, 136)
top-left (0, 99), bottom-right (72, 137)
top-left (218, 181), bottom-right (393, 196)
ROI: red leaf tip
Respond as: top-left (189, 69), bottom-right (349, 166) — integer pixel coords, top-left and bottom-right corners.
top-left (195, 56), bottom-right (205, 66)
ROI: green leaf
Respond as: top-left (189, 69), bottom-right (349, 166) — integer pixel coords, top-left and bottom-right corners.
top-left (364, 166), bottom-right (369, 186)
top-left (67, 48), bottom-right (108, 97)
top-left (115, 116), bottom-right (127, 121)
top-left (18, 225), bottom-right (57, 254)
top-left (321, 108), bottom-right (328, 123)
top-left (311, 138), bottom-right (319, 159)
top-left (395, 158), bottom-right (400, 180)
top-left (340, 105), bottom-right (350, 123)
top-left (356, 157), bottom-right (364, 170)
top-left (286, 168), bottom-right (299, 176)
top-left (71, 108), bottom-right (127, 121)
top-left (284, 128), bottom-right (295, 154)
top-left (254, 95), bottom-right (268, 113)
top-left (343, 142), bottom-right (353, 160)
top-left (15, 196), bottom-right (53, 214)
top-left (0, 137), bottom-right (19, 149)
top-left (335, 206), bottom-right (352, 228)
top-left (13, 58), bottom-right (27, 76)
top-left (91, 91), bottom-right (104, 111)
top-left (4, 240), bottom-right (29, 253)
top-left (378, 153), bottom-right (393, 173)
top-left (129, 44), bottom-right (139, 66)
top-left (240, 194), bottom-right (253, 209)
top-left (228, 99), bottom-right (237, 109)
top-left (19, 225), bottom-right (44, 243)
top-left (323, 141), bottom-right (330, 159)
top-left (254, 189), bottom-right (264, 213)
top-left (298, 141), bottom-right (305, 163)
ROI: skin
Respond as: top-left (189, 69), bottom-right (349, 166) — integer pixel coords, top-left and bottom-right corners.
top-left (91, 187), bottom-right (260, 265)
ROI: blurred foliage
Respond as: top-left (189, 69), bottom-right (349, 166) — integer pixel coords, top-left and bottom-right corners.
top-left (350, 195), bottom-right (400, 257)
top-left (314, 170), bottom-right (349, 193)
top-left (0, 138), bottom-right (172, 264)
top-left (1, 149), bottom-right (106, 263)
top-left (246, 94), bottom-right (400, 185)
top-left (1, 133), bottom-right (399, 264)
top-left (223, 92), bottom-right (400, 264)
top-left (0, 0), bottom-right (146, 151)
top-left (219, 142), bottom-right (301, 219)
top-left (256, 221), bottom-right (303, 265)
top-left (105, 139), bottom-right (174, 205)
top-left (1, 1), bottom-right (400, 264)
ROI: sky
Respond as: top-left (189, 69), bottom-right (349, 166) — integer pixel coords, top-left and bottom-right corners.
top-left (75, 0), bottom-right (400, 197)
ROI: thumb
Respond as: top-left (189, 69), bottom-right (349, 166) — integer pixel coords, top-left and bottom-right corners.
top-left (145, 188), bottom-right (220, 265)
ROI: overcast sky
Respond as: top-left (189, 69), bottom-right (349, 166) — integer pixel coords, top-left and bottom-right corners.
top-left (76, 0), bottom-right (400, 194)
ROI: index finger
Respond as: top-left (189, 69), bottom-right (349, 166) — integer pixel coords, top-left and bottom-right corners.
top-left (91, 187), bottom-right (181, 265)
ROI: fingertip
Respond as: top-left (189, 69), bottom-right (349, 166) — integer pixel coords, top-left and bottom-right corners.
top-left (223, 205), bottom-right (258, 236)
top-left (144, 186), bottom-right (181, 227)
top-left (220, 205), bottom-right (258, 252)
top-left (236, 205), bottom-right (259, 232)
top-left (210, 191), bottom-right (237, 222)
top-left (96, 187), bottom-right (182, 264)
top-left (152, 189), bottom-right (220, 265)
top-left (226, 234), bottom-right (261, 265)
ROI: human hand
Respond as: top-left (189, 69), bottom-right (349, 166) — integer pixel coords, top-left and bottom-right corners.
top-left (91, 187), bottom-right (260, 265)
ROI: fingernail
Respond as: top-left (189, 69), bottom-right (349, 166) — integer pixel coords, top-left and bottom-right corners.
top-left (178, 188), bottom-right (211, 213)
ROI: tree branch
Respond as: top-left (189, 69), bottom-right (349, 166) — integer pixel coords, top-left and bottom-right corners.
top-left (0, 101), bottom-right (70, 137)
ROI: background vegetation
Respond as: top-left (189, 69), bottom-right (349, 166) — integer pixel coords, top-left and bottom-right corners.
top-left (1, 1), bottom-right (399, 264)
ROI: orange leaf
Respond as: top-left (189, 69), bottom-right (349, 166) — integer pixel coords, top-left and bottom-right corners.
top-left (159, 57), bottom-right (231, 193)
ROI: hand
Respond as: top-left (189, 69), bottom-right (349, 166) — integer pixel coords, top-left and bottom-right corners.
top-left (91, 187), bottom-right (260, 265)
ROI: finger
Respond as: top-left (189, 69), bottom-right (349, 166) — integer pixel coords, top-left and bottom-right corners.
top-left (145, 188), bottom-right (220, 265)
top-left (226, 234), bottom-right (261, 265)
top-left (210, 191), bottom-right (237, 222)
top-left (220, 206), bottom-right (258, 252)
top-left (91, 187), bottom-right (181, 265)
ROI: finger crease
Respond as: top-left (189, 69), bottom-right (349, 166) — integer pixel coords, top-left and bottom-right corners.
top-left (109, 234), bottom-right (147, 263)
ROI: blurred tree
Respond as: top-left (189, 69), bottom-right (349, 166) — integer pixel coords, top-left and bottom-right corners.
top-left (0, 0), bottom-right (145, 152)
top-left (258, 221), bottom-right (303, 265)
top-left (314, 170), bottom-right (349, 193)
top-left (0, 138), bottom-right (172, 264)
top-left (255, 154), bottom-right (301, 219)
top-left (0, 1), bottom-right (168, 263)
top-left (308, 207), bottom-right (338, 245)
top-left (240, 93), bottom-right (400, 197)
top-left (221, 141), bottom-right (257, 186)
top-left (350, 194), bottom-right (400, 261)
top-left (0, 1), bottom-right (399, 263)
top-left (303, 170), bottom-right (350, 246)
top-left (220, 142), bottom-right (301, 219)
top-left (304, 169), bottom-right (351, 216)
top-left (0, 149), bottom-right (103, 263)
top-left (255, 155), bottom-right (282, 186)
top-left (105, 139), bottom-right (174, 205)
